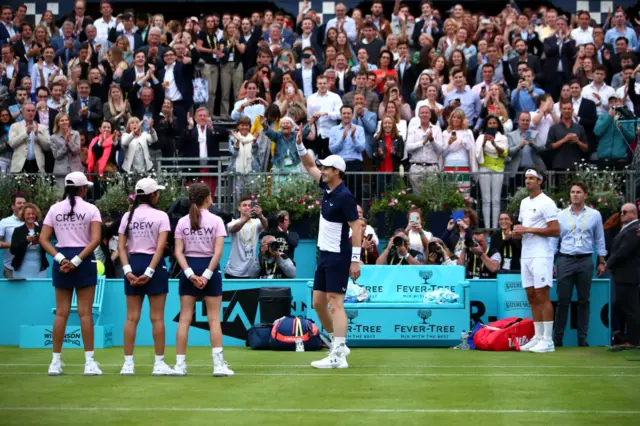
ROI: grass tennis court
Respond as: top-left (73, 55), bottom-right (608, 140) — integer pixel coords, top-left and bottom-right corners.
top-left (0, 346), bottom-right (638, 425)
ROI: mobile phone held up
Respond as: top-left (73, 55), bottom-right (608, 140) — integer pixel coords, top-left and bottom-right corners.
top-left (452, 209), bottom-right (464, 223)
top-left (250, 200), bottom-right (258, 218)
top-left (410, 213), bottom-right (419, 223)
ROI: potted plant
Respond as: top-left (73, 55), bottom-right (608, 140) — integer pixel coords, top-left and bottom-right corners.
top-left (413, 173), bottom-right (467, 237)
top-left (0, 174), bottom-right (62, 217)
top-left (369, 180), bottom-right (418, 238)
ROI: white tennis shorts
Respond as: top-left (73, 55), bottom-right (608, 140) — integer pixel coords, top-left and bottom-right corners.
top-left (521, 257), bottom-right (554, 289)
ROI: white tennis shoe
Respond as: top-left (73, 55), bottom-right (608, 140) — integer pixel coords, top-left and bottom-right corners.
top-left (152, 361), bottom-right (176, 376)
top-left (529, 339), bottom-right (556, 353)
top-left (84, 360), bottom-right (103, 376)
top-left (519, 336), bottom-right (541, 352)
top-left (173, 363), bottom-right (187, 376)
top-left (47, 360), bottom-right (64, 376)
top-left (213, 354), bottom-right (235, 377)
top-left (120, 362), bottom-right (135, 376)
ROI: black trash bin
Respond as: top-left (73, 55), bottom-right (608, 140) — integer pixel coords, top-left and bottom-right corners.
top-left (259, 287), bottom-right (292, 325)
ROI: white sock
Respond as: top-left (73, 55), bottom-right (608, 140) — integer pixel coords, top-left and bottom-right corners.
top-left (85, 351), bottom-right (94, 362)
top-left (334, 337), bottom-right (346, 346)
top-left (52, 352), bottom-right (61, 362)
top-left (212, 347), bottom-right (223, 356)
top-left (154, 355), bottom-right (164, 364)
top-left (543, 321), bottom-right (554, 341)
top-left (534, 322), bottom-right (543, 339)
top-left (124, 355), bottom-right (134, 364)
top-left (176, 355), bottom-right (186, 364)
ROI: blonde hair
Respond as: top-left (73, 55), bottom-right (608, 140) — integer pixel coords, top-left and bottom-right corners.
top-left (447, 108), bottom-right (469, 131)
top-left (108, 84), bottom-right (126, 117)
top-left (53, 112), bottom-right (70, 134)
top-left (18, 203), bottom-right (42, 222)
top-left (126, 116), bottom-right (142, 134)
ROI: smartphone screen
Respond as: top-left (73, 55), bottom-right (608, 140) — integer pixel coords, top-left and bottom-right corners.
top-left (410, 213), bottom-right (418, 223)
top-left (367, 234), bottom-right (373, 241)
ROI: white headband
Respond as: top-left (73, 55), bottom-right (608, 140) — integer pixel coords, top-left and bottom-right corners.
top-left (525, 169), bottom-right (541, 180)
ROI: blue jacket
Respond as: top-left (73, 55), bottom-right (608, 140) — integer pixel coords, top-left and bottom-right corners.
top-left (50, 36), bottom-right (81, 66)
top-left (264, 127), bottom-right (305, 169)
top-left (594, 114), bottom-right (635, 160)
top-left (352, 110), bottom-right (378, 158)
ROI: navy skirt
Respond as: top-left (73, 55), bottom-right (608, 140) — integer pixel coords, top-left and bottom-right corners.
top-left (124, 254), bottom-right (169, 296)
top-left (52, 247), bottom-right (97, 289)
top-left (179, 256), bottom-right (222, 298)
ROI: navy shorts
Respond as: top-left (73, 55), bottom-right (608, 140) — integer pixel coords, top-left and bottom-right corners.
top-left (179, 256), bottom-right (223, 298)
top-left (313, 251), bottom-right (350, 295)
top-left (124, 254), bottom-right (169, 296)
top-left (52, 247), bottom-right (97, 290)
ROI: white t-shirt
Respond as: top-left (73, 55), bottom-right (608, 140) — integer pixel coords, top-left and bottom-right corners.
top-left (518, 192), bottom-right (558, 259)
top-left (224, 218), bottom-right (263, 277)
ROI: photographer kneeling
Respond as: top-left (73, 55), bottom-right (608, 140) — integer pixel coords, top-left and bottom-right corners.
top-left (257, 235), bottom-right (296, 279)
top-left (457, 230), bottom-right (500, 279)
top-left (376, 230), bottom-right (423, 265)
top-left (426, 239), bottom-right (458, 266)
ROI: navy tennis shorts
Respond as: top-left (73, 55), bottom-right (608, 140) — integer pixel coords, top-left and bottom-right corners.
top-left (124, 254), bottom-right (169, 296)
top-left (313, 251), bottom-right (350, 295)
top-left (52, 247), bottom-right (97, 289)
top-left (179, 256), bottom-right (223, 298)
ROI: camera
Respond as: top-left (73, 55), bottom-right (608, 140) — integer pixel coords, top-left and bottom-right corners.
top-left (269, 241), bottom-right (281, 252)
top-left (465, 238), bottom-right (480, 249)
top-left (612, 105), bottom-right (635, 120)
top-left (392, 236), bottom-right (405, 247)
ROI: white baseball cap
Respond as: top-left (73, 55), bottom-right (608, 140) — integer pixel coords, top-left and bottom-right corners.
top-left (135, 178), bottom-right (166, 195)
top-left (64, 172), bottom-right (93, 188)
top-left (317, 155), bottom-right (346, 172)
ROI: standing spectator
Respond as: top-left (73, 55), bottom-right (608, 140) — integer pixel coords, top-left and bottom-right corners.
top-left (31, 46), bottom-right (60, 93)
top-left (50, 113), bottom-right (82, 188)
top-left (510, 67), bottom-right (544, 117)
top-left (51, 21), bottom-right (80, 69)
top-left (228, 116), bottom-right (259, 174)
top-left (570, 11), bottom-right (594, 46)
top-left (355, 22), bottom-right (385, 66)
top-left (567, 80), bottom-right (598, 153)
top-left (231, 81), bottom-right (267, 123)
top-left (0, 107), bottom-right (13, 173)
top-left (406, 105), bottom-right (443, 193)
top-left (262, 116), bottom-right (301, 174)
top-left (8, 102), bottom-right (50, 173)
top-left (542, 17), bottom-right (576, 99)
top-left (293, 47), bottom-right (322, 99)
top-left (594, 95), bottom-right (636, 167)
top-left (530, 94), bottom-right (557, 155)
top-left (224, 197), bottom-right (268, 279)
top-left (444, 67), bottom-right (482, 128)
top-left (475, 115), bottom-right (508, 229)
top-left (86, 121), bottom-right (117, 176)
top-left (10, 203), bottom-right (48, 278)
top-left (442, 108), bottom-right (476, 195)
top-left (605, 10), bottom-right (638, 52)
top-left (372, 115), bottom-right (403, 193)
top-left (69, 80), bottom-right (103, 141)
top-left (157, 47), bottom-right (194, 134)
top-left (546, 99), bottom-right (589, 171)
top-left (306, 74), bottom-right (342, 160)
top-left (606, 203), bottom-right (640, 349)
top-left (506, 111), bottom-right (546, 177)
top-left (581, 65), bottom-right (615, 115)
top-left (553, 182), bottom-right (607, 347)
top-left (0, 193), bottom-right (25, 278)
top-left (0, 5), bottom-right (18, 47)
top-left (121, 116), bottom-right (157, 174)
top-left (351, 92), bottom-right (378, 161)
top-left (102, 84), bottom-right (130, 133)
top-left (219, 22), bottom-right (245, 118)
top-left (93, 1), bottom-right (116, 42)
top-left (325, 3), bottom-right (357, 44)
top-left (343, 70), bottom-right (380, 112)
top-left (329, 105), bottom-right (365, 200)
top-left (509, 38), bottom-right (543, 83)
top-left (196, 15), bottom-right (220, 116)
top-left (490, 211), bottom-right (521, 273)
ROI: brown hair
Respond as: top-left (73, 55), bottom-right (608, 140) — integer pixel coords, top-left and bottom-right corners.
top-left (603, 212), bottom-right (621, 231)
top-left (464, 208), bottom-right (479, 227)
top-left (407, 206), bottom-right (422, 222)
top-left (18, 203), bottom-right (41, 222)
top-left (188, 183), bottom-right (211, 230)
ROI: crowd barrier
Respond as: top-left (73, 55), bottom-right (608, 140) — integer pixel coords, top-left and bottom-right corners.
top-left (0, 267), bottom-right (610, 349)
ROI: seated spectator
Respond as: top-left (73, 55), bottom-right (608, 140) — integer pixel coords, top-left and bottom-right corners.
top-left (50, 113), bottom-right (82, 188)
top-left (406, 105), bottom-right (443, 193)
top-left (353, 218), bottom-right (378, 265)
top-left (10, 203), bottom-right (48, 279)
top-left (404, 207), bottom-right (433, 260)
top-left (426, 239), bottom-right (457, 266)
top-left (457, 230), bottom-right (501, 279)
top-left (121, 116), bottom-right (157, 174)
top-left (229, 116), bottom-right (259, 174)
top-left (490, 211), bottom-right (522, 272)
top-left (270, 210), bottom-right (299, 261)
top-left (8, 102), bottom-right (50, 173)
top-left (594, 94), bottom-right (636, 167)
top-left (350, 204), bottom-right (379, 245)
top-left (377, 229), bottom-right (422, 265)
top-left (87, 121), bottom-right (118, 176)
top-left (475, 115), bottom-right (508, 228)
top-left (257, 235), bottom-right (296, 279)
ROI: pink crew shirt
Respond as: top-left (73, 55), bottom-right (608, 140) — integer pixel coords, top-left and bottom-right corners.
top-left (43, 197), bottom-right (102, 248)
top-left (175, 210), bottom-right (227, 258)
top-left (118, 204), bottom-right (171, 255)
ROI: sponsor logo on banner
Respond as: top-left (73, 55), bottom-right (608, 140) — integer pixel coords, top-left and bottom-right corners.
top-left (505, 301), bottom-right (530, 310)
top-left (393, 310), bottom-right (457, 339)
top-left (346, 310), bottom-right (382, 339)
top-left (104, 329), bottom-right (113, 347)
top-left (504, 280), bottom-right (522, 292)
top-left (44, 328), bottom-right (82, 347)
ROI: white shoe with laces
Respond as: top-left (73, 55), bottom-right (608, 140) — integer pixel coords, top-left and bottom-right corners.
top-left (152, 361), bottom-right (176, 376)
top-left (311, 345), bottom-right (349, 369)
top-left (529, 339), bottom-right (555, 353)
top-left (519, 336), bottom-right (541, 352)
top-left (84, 360), bottom-right (102, 376)
top-left (213, 355), bottom-right (234, 377)
top-left (173, 363), bottom-right (187, 376)
top-left (48, 360), bottom-right (64, 376)
top-left (120, 363), bottom-right (135, 376)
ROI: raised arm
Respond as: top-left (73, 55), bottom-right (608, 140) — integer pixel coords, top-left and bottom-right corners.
top-left (295, 125), bottom-right (321, 182)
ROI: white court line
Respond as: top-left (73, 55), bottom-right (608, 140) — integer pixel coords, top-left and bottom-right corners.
top-left (0, 407), bottom-right (638, 415)
top-left (0, 371), bottom-right (637, 377)
top-left (0, 363), bottom-right (638, 369)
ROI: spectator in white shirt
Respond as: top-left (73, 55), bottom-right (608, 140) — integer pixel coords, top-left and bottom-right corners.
top-left (324, 3), bottom-right (357, 44)
top-left (530, 94), bottom-right (558, 147)
top-left (121, 116), bottom-right (157, 174)
top-left (570, 11), bottom-right (594, 46)
top-left (231, 80), bottom-right (268, 123)
top-left (306, 74), bottom-right (342, 159)
top-left (406, 105), bottom-right (444, 193)
top-left (31, 46), bottom-right (60, 93)
top-left (581, 65), bottom-right (615, 115)
top-left (93, 0), bottom-right (117, 41)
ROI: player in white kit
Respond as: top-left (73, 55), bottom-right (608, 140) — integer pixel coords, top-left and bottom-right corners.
top-left (513, 168), bottom-right (560, 353)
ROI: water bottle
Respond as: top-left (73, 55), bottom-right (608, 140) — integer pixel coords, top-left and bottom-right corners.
top-left (295, 337), bottom-right (305, 352)
top-left (460, 331), bottom-right (470, 350)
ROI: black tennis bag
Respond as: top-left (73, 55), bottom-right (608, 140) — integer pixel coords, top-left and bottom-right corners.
top-left (246, 323), bottom-right (272, 350)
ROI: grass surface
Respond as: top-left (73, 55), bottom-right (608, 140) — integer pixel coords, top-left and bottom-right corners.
top-left (0, 346), bottom-right (639, 425)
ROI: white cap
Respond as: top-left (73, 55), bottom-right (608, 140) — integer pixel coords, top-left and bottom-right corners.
top-left (135, 178), bottom-right (166, 195)
top-left (317, 155), bottom-right (346, 172)
top-left (525, 169), bottom-right (542, 180)
top-left (64, 172), bottom-right (93, 188)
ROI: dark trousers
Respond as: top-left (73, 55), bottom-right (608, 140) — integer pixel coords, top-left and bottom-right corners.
top-left (172, 100), bottom-right (188, 135)
top-left (345, 160), bottom-right (363, 205)
top-left (313, 136), bottom-right (330, 160)
top-left (21, 159), bottom-right (39, 173)
top-left (615, 284), bottom-right (640, 345)
top-left (554, 256), bottom-right (593, 344)
top-left (544, 72), bottom-right (566, 101)
top-left (224, 273), bottom-right (249, 279)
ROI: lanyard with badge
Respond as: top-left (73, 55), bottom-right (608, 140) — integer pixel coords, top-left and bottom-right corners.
top-left (207, 34), bottom-right (218, 59)
top-left (472, 248), bottom-right (489, 277)
top-left (501, 231), bottom-right (513, 271)
top-left (454, 237), bottom-right (465, 256)
top-left (242, 221), bottom-right (255, 258)
top-left (568, 209), bottom-right (588, 248)
top-left (226, 40), bottom-right (235, 62)
top-left (264, 260), bottom-right (277, 279)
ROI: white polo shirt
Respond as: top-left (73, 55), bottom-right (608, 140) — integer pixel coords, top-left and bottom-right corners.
top-left (518, 192), bottom-right (558, 259)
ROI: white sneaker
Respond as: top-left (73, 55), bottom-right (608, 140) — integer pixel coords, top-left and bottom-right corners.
top-left (120, 362), bottom-right (135, 376)
top-left (310, 351), bottom-right (349, 369)
top-left (152, 361), bottom-right (176, 376)
top-left (335, 343), bottom-right (351, 357)
top-left (529, 339), bottom-right (555, 353)
top-left (519, 336), bottom-right (541, 352)
top-left (173, 363), bottom-right (187, 376)
top-left (213, 357), bottom-right (235, 377)
top-left (48, 360), bottom-right (64, 376)
top-left (84, 360), bottom-right (102, 376)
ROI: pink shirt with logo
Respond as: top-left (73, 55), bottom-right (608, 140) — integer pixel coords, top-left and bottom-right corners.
top-left (175, 210), bottom-right (227, 258)
top-left (43, 197), bottom-right (102, 248)
top-left (118, 204), bottom-right (171, 255)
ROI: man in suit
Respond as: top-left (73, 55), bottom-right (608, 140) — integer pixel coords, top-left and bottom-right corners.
top-left (120, 50), bottom-right (148, 95)
top-left (139, 28), bottom-right (166, 67)
top-left (0, 5), bottom-right (19, 48)
top-left (395, 39), bottom-right (414, 101)
top-left (8, 102), bottom-right (50, 173)
top-left (33, 86), bottom-right (57, 172)
top-left (1, 44), bottom-right (28, 88)
top-left (411, 1), bottom-right (442, 46)
top-left (505, 111), bottom-right (546, 178)
top-left (568, 80), bottom-right (598, 153)
top-left (61, 0), bottom-right (93, 40)
top-left (51, 21), bottom-right (81, 69)
top-left (293, 17), bottom-right (323, 65)
top-left (128, 67), bottom-right (164, 124)
top-left (606, 203), bottom-right (640, 348)
top-left (509, 38), bottom-right (543, 84)
top-left (111, 13), bottom-right (142, 50)
top-left (69, 80), bottom-right (102, 141)
top-left (157, 47), bottom-right (194, 135)
top-left (293, 47), bottom-right (322, 98)
top-left (12, 23), bottom-right (39, 67)
top-left (508, 13), bottom-right (542, 56)
top-left (542, 17), bottom-right (576, 100)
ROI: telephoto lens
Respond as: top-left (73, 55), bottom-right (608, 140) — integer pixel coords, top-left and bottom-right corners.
top-left (269, 241), bottom-right (281, 251)
top-left (393, 236), bottom-right (404, 247)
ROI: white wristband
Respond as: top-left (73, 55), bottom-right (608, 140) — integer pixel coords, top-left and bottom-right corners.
top-left (144, 267), bottom-right (155, 278)
top-left (183, 268), bottom-right (194, 279)
top-left (202, 269), bottom-right (214, 280)
top-left (351, 247), bottom-right (361, 263)
top-left (122, 264), bottom-right (132, 275)
top-left (54, 253), bottom-right (66, 264)
top-left (296, 144), bottom-right (308, 157)
top-left (70, 256), bottom-right (82, 267)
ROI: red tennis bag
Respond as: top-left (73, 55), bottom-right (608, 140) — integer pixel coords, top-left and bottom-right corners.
top-left (472, 317), bottom-right (534, 351)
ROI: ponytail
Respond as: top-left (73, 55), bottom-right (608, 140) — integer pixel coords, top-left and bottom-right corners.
top-left (187, 182), bottom-right (211, 231)
top-left (126, 193), bottom-right (154, 237)
top-left (64, 186), bottom-right (79, 217)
